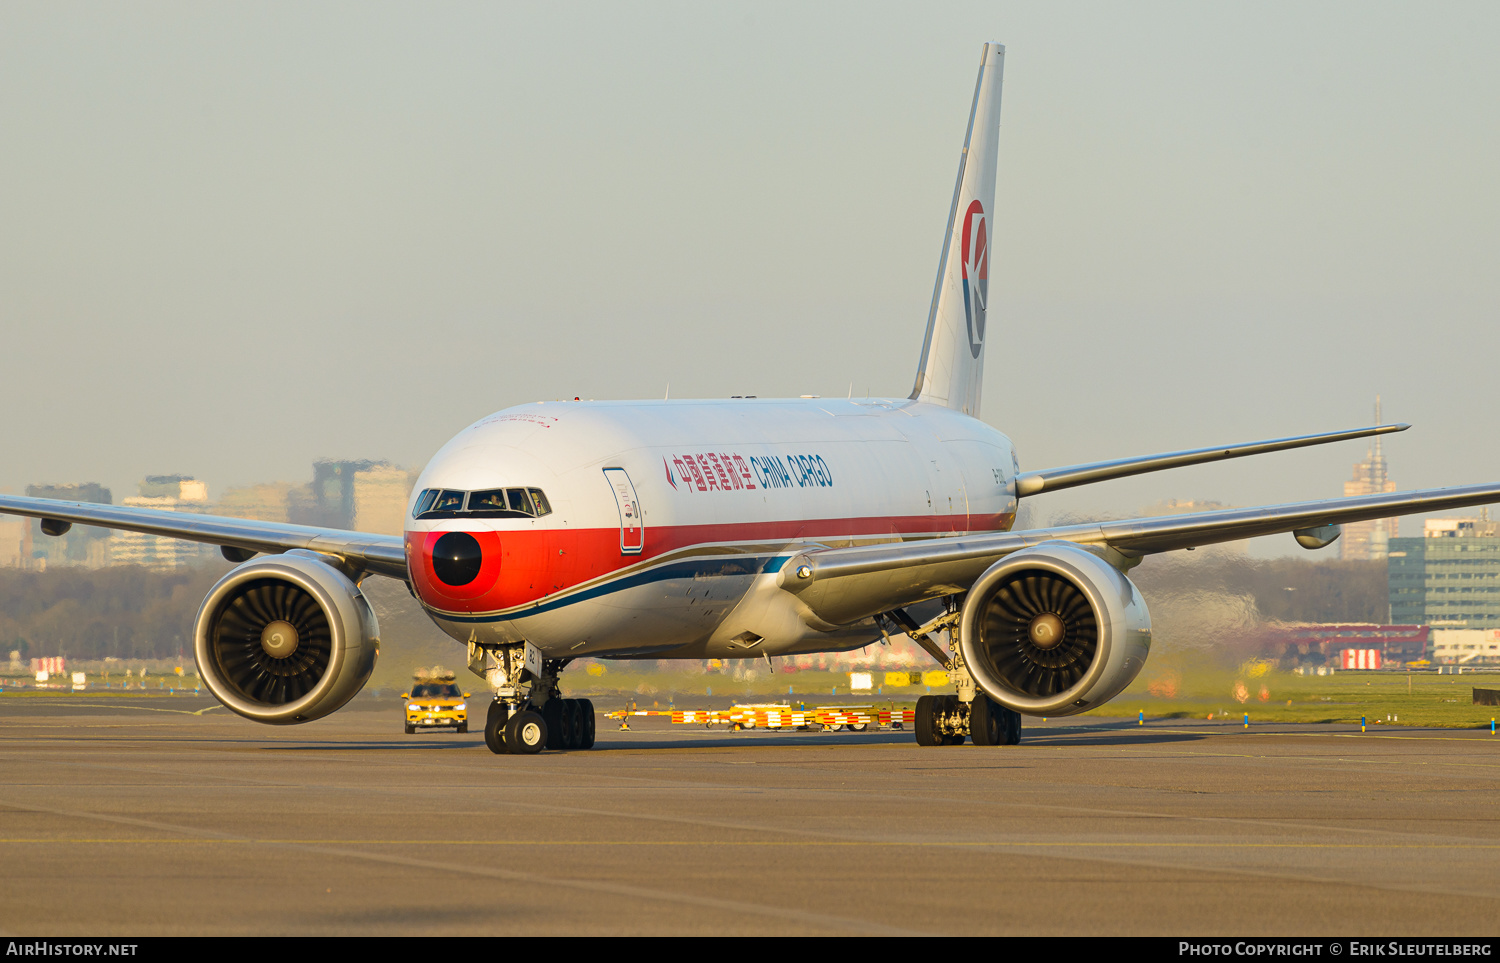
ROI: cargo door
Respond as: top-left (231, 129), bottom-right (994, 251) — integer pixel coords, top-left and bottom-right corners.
top-left (603, 468), bottom-right (644, 555)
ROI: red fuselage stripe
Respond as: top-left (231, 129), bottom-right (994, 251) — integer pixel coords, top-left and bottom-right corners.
top-left (408, 511), bottom-right (1014, 615)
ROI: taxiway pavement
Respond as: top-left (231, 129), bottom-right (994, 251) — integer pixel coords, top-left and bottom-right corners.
top-left (1, 692), bottom-right (1496, 936)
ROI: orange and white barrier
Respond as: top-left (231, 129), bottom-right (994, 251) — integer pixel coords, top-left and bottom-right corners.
top-left (1341, 648), bottom-right (1383, 670)
top-left (616, 705), bottom-right (918, 730)
top-left (879, 708), bottom-right (915, 727)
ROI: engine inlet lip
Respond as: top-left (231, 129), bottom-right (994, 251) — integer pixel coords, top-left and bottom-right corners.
top-left (194, 557), bottom-right (350, 723)
top-left (958, 545), bottom-right (1117, 715)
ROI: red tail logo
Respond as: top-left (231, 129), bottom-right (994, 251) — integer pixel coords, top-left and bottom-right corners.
top-left (960, 200), bottom-right (988, 358)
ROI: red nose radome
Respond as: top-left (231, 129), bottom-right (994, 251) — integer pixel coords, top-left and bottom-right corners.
top-left (407, 529), bottom-right (505, 612)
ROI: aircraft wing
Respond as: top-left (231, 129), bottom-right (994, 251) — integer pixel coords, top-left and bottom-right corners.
top-left (779, 481), bottom-right (1500, 626)
top-left (1014, 424), bottom-right (1407, 497)
top-left (0, 494), bottom-right (408, 580)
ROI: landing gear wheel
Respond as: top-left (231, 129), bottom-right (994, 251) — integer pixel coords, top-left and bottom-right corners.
top-left (1002, 705), bottom-right (1022, 746)
top-left (544, 698), bottom-right (568, 750)
top-left (577, 699), bottom-right (596, 749)
top-left (485, 701), bottom-right (510, 755)
top-left (914, 695), bottom-right (938, 747)
top-left (504, 709), bottom-right (548, 754)
top-left (558, 699), bottom-right (580, 750)
top-left (970, 694), bottom-right (1002, 746)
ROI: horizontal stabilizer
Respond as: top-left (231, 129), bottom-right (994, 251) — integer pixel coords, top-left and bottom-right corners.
top-left (1015, 423), bottom-right (1408, 497)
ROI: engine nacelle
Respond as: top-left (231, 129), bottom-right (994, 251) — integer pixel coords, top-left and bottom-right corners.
top-left (194, 553), bottom-right (380, 725)
top-left (958, 541), bottom-right (1151, 717)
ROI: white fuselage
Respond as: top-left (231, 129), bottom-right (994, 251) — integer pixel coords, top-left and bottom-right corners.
top-left (404, 397), bottom-right (1018, 659)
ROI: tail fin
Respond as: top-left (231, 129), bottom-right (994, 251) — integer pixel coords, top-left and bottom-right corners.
top-left (910, 42), bottom-right (1004, 417)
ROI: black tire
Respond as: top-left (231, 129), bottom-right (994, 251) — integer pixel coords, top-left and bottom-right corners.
top-left (578, 699), bottom-right (596, 749)
top-left (557, 699), bottom-right (576, 750)
top-left (505, 709), bottom-right (548, 754)
top-left (915, 695), bottom-right (938, 747)
top-left (970, 694), bottom-right (1001, 746)
top-left (1002, 705), bottom-right (1022, 746)
top-left (544, 698), bottom-right (567, 750)
top-left (404, 723), bottom-right (416, 735)
top-left (485, 701), bottom-right (510, 755)
top-left (457, 722), bottom-right (468, 734)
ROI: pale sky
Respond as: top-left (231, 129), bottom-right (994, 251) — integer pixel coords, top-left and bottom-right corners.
top-left (3, 2), bottom-right (1497, 553)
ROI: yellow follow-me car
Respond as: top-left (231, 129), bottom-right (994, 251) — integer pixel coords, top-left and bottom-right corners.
top-left (403, 675), bottom-right (470, 734)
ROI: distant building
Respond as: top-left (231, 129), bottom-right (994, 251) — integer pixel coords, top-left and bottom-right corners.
top-left (1430, 628), bottom-right (1500, 665)
top-left (1341, 397), bottom-right (1398, 560)
top-left (213, 482), bottom-right (294, 523)
top-left (1388, 513), bottom-right (1500, 628)
top-left (22, 483), bottom-right (113, 569)
top-left (112, 475), bottom-right (214, 570)
top-left (1262, 623), bottom-right (1431, 667)
top-left (290, 460), bottom-right (414, 536)
top-left (0, 513), bottom-right (27, 568)
top-left (351, 465), bottom-right (412, 536)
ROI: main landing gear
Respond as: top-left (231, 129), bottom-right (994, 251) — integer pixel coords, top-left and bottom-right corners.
top-left (916, 693), bottom-right (1021, 747)
top-left (884, 602), bottom-right (1023, 749)
top-left (475, 645), bottom-right (597, 756)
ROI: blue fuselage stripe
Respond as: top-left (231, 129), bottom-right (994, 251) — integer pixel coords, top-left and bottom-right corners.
top-left (429, 552), bottom-right (789, 624)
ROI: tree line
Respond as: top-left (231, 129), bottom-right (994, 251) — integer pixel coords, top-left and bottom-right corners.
top-left (1130, 554), bottom-right (1388, 624)
top-left (0, 564), bottom-right (232, 662)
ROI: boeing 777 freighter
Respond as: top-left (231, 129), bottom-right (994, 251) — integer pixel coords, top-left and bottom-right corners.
top-left (4, 43), bottom-right (1496, 754)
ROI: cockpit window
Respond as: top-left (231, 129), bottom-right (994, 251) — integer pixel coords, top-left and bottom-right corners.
top-left (413, 487), bottom-right (554, 520)
top-left (412, 489), bottom-right (440, 517)
top-left (468, 489), bottom-right (508, 512)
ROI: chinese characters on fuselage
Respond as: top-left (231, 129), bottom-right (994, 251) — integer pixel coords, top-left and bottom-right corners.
top-left (664, 453), bottom-right (833, 493)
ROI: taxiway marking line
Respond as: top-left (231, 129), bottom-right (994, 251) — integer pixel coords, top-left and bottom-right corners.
top-left (0, 702), bottom-right (222, 716)
top-left (1071, 726), bottom-right (1499, 744)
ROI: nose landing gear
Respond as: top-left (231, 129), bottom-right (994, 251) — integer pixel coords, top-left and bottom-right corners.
top-left (504, 709), bottom-right (548, 754)
top-left (477, 645), bottom-right (597, 755)
top-left (543, 696), bottom-right (597, 751)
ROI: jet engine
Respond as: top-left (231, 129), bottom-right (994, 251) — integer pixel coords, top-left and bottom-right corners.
top-left (194, 553), bottom-right (380, 725)
top-left (958, 541), bottom-right (1151, 717)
